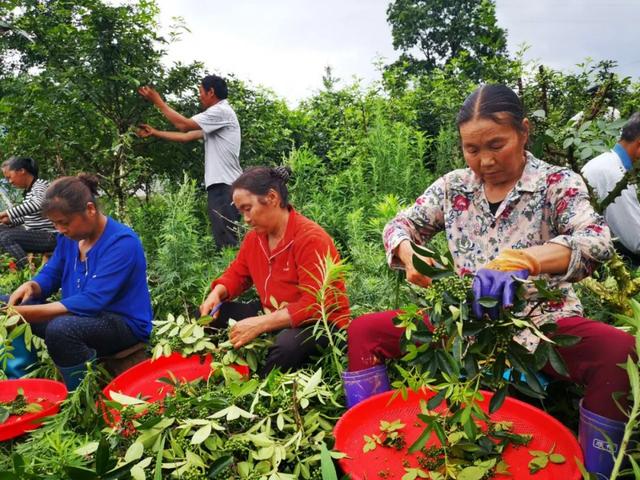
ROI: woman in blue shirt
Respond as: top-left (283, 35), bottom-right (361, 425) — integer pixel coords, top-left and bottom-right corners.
top-left (7, 174), bottom-right (153, 389)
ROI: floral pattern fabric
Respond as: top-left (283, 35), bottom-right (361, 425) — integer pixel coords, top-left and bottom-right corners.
top-left (383, 153), bottom-right (613, 351)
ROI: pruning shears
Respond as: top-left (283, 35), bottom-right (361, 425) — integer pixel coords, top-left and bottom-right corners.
top-left (209, 302), bottom-right (225, 317)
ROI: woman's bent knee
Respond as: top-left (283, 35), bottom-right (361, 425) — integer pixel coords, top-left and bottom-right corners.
top-left (348, 310), bottom-right (399, 345)
top-left (44, 316), bottom-right (76, 341)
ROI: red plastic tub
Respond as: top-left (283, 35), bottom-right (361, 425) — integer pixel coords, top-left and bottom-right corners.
top-left (334, 388), bottom-right (583, 480)
top-left (102, 353), bottom-right (249, 426)
top-left (0, 379), bottom-right (68, 441)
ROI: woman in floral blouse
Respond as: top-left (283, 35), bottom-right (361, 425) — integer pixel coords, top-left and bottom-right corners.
top-left (343, 85), bottom-right (633, 477)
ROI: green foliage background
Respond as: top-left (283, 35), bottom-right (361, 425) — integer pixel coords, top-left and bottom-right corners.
top-left (1, 0), bottom-right (640, 478)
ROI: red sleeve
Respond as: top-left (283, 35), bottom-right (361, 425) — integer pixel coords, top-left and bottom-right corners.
top-left (210, 234), bottom-right (254, 298)
top-left (285, 232), bottom-right (344, 327)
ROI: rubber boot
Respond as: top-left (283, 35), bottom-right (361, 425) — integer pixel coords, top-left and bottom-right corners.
top-left (579, 401), bottom-right (626, 479)
top-left (3, 334), bottom-right (38, 378)
top-left (342, 365), bottom-right (390, 409)
top-left (57, 350), bottom-right (96, 391)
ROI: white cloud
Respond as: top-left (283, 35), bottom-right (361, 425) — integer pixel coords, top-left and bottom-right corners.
top-left (152, 0), bottom-right (639, 104)
top-left (155, 0), bottom-right (396, 104)
top-left (495, 0), bottom-right (640, 79)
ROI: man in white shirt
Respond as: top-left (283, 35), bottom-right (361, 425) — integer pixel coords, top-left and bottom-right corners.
top-left (137, 75), bottom-right (242, 249)
top-left (582, 112), bottom-right (640, 266)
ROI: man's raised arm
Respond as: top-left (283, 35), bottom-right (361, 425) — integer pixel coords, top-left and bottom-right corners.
top-left (138, 86), bottom-right (200, 132)
top-left (137, 124), bottom-right (203, 143)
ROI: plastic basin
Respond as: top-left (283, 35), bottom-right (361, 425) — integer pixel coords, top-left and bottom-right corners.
top-left (0, 379), bottom-right (68, 441)
top-left (102, 352), bottom-right (249, 427)
top-left (334, 388), bottom-right (583, 479)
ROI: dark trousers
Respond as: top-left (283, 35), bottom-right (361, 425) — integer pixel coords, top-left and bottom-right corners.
top-left (347, 310), bottom-right (635, 421)
top-left (2, 295), bottom-right (140, 367)
top-left (213, 301), bottom-right (329, 377)
top-left (0, 225), bottom-right (57, 268)
top-left (207, 183), bottom-right (240, 249)
top-left (30, 312), bottom-right (140, 367)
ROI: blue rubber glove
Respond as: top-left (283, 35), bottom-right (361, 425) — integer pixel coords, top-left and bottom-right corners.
top-left (471, 269), bottom-right (529, 320)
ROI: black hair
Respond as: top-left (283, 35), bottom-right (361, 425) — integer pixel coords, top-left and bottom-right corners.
top-left (201, 75), bottom-right (228, 100)
top-left (232, 166), bottom-right (292, 208)
top-left (42, 173), bottom-right (100, 215)
top-left (621, 112), bottom-right (640, 142)
top-left (456, 84), bottom-right (527, 134)
top-left (7, 156), bottom-right (39, 178)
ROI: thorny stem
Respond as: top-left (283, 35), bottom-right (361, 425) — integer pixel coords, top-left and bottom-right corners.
top-left (316, 292), bottom-right (344, 376)
top-left (610, 366), bottom-right (639, 479)
top-left (598, 161), bottom-right (640, 213)
top-left (394, 269), bottom-right (403, 310)
top-left (522, 300), bottom-right (547, 320)
top-left (291, 381), bottom-right (304, 431)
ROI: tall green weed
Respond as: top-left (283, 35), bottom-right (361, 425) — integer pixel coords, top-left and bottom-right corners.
top-left (432, 125), bottom-right (466, 178)
top-left (288, 114), bottom-right (433, 316)
top-left (149, 176), bottom-right (222, 317)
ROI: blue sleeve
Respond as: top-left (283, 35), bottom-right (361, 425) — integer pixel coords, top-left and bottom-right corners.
top-left (32, 237), bottom-right (64, 299)
top-left (60, 236), bottom-right (137, 316)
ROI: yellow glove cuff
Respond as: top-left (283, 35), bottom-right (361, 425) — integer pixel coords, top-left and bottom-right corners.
top-left (484, 249), bottom-right (541, 275)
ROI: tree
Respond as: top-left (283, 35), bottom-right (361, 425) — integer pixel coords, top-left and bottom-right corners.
top-left (0, 1), bottom-right (298, 215)
top-left (225, 76), bottom-right (295, 169)
top-left (0, 0), bottom-right (201, 217)
top-left (386, 0), bottom-right (509, 80)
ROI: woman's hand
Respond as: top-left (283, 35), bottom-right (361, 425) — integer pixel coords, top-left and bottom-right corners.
top-left (470, 245), bottom-right (571, 320)
top-left (0, 211), bottom-right (10, 225)
top-left (229, 309), bottom-right (292, 349)
top-left (396, 240), bottom-right (433, 288)
top-left (229, 316), bottom-right (264, 349)
top-left (8, 281), bottom-right (41, 307)
top-left (471, 269), bottom-right (529, 320)
top-left (199, 285), bottom-right (227, 318)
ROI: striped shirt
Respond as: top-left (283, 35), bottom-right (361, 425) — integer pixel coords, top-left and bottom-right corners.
top-left (8, 178), bottom-right (55, 231)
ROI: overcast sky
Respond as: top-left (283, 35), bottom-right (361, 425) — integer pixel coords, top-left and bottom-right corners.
top-left (154, 0), bottom-right (640, 105)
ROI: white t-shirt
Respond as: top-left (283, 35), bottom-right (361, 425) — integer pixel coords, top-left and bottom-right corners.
top-left (570, 107), bottom-right (621, 124)
top-left (191, 99), bottom-right (242, 187)
top-left (582, 149), bottom-right (640, 254)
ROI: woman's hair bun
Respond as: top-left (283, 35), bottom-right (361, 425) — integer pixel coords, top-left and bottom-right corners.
top-left (272, 166), bottom-right (292, 183)
top-left (77, 173), bottom-right (100, 196)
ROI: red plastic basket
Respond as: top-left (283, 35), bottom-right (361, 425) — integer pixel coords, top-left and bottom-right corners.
top-left (334, 388), bottom-right (583, 480)
top-left (0, 379), bottom-right (68, 441)
top-left (102, 353), bottom-right (249, 427)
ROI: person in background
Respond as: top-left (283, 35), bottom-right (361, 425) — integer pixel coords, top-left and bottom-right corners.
top-left (4, 174), bottom-right (153, 389)
top-left (344, 85), bottom-right (634, 478)
top-left (199, 166), bottom-right (350, 376)
top-left (137, 75), bottom-right (242, 249)
top-left (582, 112), bottom-right (640, 266)
top-left (1, 159), bottom-right (11, 182)
top-left (0, 156), bottom-right (57, 268)
top-left (0, 160), bottom-right (15, 212)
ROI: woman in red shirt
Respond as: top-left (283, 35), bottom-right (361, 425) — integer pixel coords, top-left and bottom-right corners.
top-left (200, 166), bottom-right (350, 376)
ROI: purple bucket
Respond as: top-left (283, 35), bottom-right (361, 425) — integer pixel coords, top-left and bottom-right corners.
top-left (342, 365), bottom-right (390, 409)
top-left (579, 400), bottom-right (626, 479)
